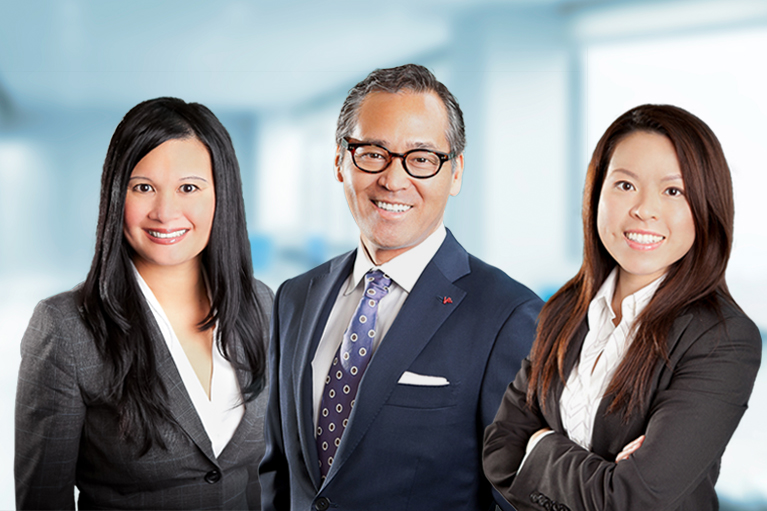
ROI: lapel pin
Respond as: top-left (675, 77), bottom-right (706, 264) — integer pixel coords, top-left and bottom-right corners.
top-left (442, 296), bottom-right (453, 304)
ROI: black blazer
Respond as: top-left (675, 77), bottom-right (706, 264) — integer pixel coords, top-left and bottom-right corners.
top-left (483, 299), bottom-right (762, 511)
top-left (15, 279), bottom-right (273, 510)
top-left (259, 230), bottom-right (543, 511)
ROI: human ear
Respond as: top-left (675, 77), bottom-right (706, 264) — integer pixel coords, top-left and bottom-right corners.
top-left (334, 146), bottom-right (344, 183)
top-left (449, 154), bottom-right (464, 197)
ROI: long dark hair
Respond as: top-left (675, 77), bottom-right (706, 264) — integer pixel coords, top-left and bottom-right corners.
top-left (528, 104), bottom-right (736, 419)
top-left (81, 97), bottom-right (267, 453)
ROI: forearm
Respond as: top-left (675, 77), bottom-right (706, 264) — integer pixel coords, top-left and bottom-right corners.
top-left (489, 313), bottom-right (762, 511)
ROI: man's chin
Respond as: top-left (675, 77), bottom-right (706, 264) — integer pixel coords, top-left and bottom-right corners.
top-left (360, 234), bottom-right (420, 264)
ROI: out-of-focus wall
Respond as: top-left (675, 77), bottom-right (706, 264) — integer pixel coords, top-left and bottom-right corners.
top-left (2, 1), bottom-right (765, 509)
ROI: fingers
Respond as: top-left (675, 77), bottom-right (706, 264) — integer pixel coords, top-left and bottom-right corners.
top-left (615, 435), bottom-right (645, 462)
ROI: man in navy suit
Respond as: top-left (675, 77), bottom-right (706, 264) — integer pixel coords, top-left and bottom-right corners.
top-left (260, 63), bottom-right (543, 511)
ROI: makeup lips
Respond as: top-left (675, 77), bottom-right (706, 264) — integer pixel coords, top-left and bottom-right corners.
top-left (624, 230), bottom-right (665, 251)
top-left (144, 228), bottom-right (189, 245)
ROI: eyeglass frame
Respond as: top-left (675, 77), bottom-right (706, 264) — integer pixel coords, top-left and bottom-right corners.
top-left (340, 137), bottom-right (456, 179)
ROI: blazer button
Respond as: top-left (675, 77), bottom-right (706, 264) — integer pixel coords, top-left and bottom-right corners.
top-left (204, 469), bottom-right (221, 484)
top-left (314, 497), bottom-right (331, 510)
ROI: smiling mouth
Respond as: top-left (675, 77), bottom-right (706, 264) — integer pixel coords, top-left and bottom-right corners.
top-left (374, 200), bottom-right (412, 213)
top-left (147, 229), bottom-right (189, 239)
top-left (625, 232), bottom-right (664, 244)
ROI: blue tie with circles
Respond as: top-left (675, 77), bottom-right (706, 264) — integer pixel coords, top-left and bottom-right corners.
top-left (316, 269), bottom-right (391, 479)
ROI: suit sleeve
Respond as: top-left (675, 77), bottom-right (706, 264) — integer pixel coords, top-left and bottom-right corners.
top-left (247, 279), bottom-right (275, 510)
top-left (483, 356), bottom-right (549, 496)
top-left (15, 300), bottom-right (85, 510)
top-left (480, 295), bottom-right (543, 510)
top-left (484, 313), bottom-right (762, 511)
top-left (258, 282), bottom-right (292, 511)
top-left (479, 296), bottom-right (542, 429)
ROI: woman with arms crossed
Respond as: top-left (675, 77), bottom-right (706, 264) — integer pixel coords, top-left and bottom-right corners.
top-left (15, 97), bottom-right (272, 509)
top-left (483, 104), bottom-right (761, 510)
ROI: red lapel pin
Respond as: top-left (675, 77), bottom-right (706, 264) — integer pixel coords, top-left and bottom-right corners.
top-left (442, 296), bottom-right (453, 304)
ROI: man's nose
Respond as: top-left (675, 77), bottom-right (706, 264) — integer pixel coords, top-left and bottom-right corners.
top-left (377, 156), bottom-right (411, 191)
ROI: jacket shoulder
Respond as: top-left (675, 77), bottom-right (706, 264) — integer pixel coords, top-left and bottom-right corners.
top-left (465, 253), bottom-right (543, 306)
top-left (276, 251), bottom-right (354, 297)
top-left (252, 276), bottom-right (275, 309)
top-left (683, 296), bottom-right (761, 342)
top-left (32, 285), bottom-right (87, 327)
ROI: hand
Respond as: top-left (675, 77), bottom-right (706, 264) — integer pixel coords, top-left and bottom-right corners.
top-left (615, 435), bottom-right (645, 462)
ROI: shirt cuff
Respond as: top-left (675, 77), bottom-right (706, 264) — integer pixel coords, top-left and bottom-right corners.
top-left (518, 430), bottom-right (555, 473)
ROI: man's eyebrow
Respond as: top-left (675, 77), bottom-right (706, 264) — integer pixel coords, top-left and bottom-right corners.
top-left (351, 138), bottom-right (442, 152)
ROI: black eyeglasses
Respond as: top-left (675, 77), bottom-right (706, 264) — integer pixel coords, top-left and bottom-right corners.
top-left (341, 138), bottom-right (455, 179)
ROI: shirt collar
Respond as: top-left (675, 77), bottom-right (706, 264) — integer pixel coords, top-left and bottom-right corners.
top-left (346, 223), bottom-right (447, 295)
top-left (590, 266), bottom-right (665, 325)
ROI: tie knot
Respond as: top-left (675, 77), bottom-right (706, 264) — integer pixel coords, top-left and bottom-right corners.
top-left (363, 270), bottom-right (391, 299)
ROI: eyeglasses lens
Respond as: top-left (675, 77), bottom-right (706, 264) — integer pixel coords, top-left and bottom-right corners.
top-left (352, 145), bottom-right (441, 177)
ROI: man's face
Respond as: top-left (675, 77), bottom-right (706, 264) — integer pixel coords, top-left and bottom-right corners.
top-left (335, 90), bottom-right (464, 264)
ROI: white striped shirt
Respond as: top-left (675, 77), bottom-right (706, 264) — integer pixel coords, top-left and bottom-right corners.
top-left (559, 268), bottom-right (663, 450)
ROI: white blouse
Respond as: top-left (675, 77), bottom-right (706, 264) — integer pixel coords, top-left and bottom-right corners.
top-left (559, 268), bottom-right (663, 450)
top-left (133, 266), bottom-right (244, 457)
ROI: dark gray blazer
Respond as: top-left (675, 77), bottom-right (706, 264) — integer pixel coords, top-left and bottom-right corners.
top-left (15, 279), bottom-right (273, 510)
top-left (260, 230), bottom-right (543, 511)
top-left (483, 299), bottom-right (762, 511)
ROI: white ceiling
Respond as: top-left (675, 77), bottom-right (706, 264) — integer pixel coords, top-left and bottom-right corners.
top-left (4, 0), bottom-right (762, 113)
top-left (0, 0), bottom-right (580, 111)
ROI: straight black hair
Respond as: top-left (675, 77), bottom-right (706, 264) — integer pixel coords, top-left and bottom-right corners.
top-left (80, 97), bottom-right (267, 454)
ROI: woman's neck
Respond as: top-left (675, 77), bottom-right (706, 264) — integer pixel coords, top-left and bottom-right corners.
top-left (133, 258), bottom-right (208, 314)
top-left (610, 268), bottom-right (664, 326)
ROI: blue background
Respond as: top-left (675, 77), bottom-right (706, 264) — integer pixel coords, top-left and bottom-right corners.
top-left (1, 1), bottom-right (765, 508)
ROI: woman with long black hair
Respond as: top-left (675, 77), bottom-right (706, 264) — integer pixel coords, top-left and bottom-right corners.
top-left (483, 104), bottom-right (761, 510)
top-left (15, 97), bottom-right (271, 509)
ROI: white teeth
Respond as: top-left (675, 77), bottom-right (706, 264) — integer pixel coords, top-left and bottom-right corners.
top-left (626, 232), bottom-right (664, 244)
top-left (375, 201), bottom-right (412, 213)
top-left (148, 229), bottom-right (188, 239)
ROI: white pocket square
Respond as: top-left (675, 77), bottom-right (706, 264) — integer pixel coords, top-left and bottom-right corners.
top-left (397, 371), bottom-right (450, 386)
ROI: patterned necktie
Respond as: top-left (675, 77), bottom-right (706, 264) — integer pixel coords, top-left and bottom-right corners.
top-left (316, 269), bottom-right (391, 479)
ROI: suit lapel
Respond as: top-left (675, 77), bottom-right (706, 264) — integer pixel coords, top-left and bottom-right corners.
top-left (147, 316), bottom-right (219, 465)
top-left (325, 232), bottom-right (470, 482)
top-left (546, 321), bottom-right (589, 433)
top-left (294, 252), bottom-right (356, 489)
top-left (217, 333), bottom-right (261, 463)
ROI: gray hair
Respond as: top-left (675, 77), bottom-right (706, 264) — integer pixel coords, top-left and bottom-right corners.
top-left (335, 64), bottom-right (466, 163)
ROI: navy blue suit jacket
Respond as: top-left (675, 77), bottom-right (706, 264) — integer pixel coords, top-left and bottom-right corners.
top-left (260, 231), bottom-right (543, 510)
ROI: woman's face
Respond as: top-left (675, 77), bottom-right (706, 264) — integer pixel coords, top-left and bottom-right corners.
top-left (597, 131), bottom-right (695, 294)
top-left (123, 137), bottom-right (216, 274)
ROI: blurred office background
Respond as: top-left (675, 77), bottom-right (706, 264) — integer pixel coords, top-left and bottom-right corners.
top-left (1, 0), bottom-right (765, 508)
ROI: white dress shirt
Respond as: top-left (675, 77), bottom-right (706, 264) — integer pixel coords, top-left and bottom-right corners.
top-left (133, 265), bottom-right (244, 457)
top-left (311, 224), bottom-right (447, 427)
top-left (559, 267), bottom-right (664, 450)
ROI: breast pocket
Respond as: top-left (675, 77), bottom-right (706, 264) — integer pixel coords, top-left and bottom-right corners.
top-left (385, 381), bottom-right (458, 409)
